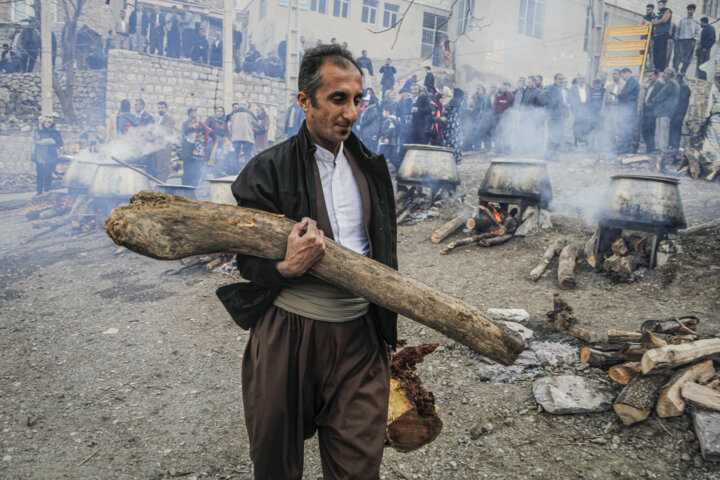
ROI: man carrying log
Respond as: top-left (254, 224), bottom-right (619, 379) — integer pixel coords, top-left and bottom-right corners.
top-left (217, 44), bottom-right (397, 479)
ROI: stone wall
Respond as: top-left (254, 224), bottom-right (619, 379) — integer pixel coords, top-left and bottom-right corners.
top-left (0, 70), bottom-right (107, 129)
top-left (105, 49), bottom-right (287, 132)
top-left (0, 128), bottom-right (84, 175)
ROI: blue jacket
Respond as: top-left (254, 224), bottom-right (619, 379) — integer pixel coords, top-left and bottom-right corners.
top-left (700, 25), bottom-right (716, 49)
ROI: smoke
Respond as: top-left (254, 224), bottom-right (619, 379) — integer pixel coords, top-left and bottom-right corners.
top-left (73, 123), bottom-right (180, 164)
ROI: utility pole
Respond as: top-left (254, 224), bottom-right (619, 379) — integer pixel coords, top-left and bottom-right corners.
top-left (587, 0), bottom-right (605, 79)
top-left (223, 0), bottom-right (234, 109)
top-left (285, 0), bottom-right (299, 102)
top-left (40, 0), bottom-right (53, 116)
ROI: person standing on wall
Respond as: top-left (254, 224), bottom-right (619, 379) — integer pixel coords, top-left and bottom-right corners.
top-left (672, 4), bottom-right (700, 75)
top-left (129, 3), bottom-right (149, 53)
top-left (695, 17), bottom-right (716, 80)
top-left (148, 5), bottom-right (165, 56)
top-left (652, 0), bottom-right (673, 71)
top-left (379, 58), bottom-right (397, 96)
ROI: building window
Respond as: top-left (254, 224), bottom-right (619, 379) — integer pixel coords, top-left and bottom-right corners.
top-left (518, 0), bottom-right (545, 39)
top-left (703, 0), bottom-right (719, 17)
top-left (456, 0), bottom-right (475, 34)
top-left (333, 0), bottom-right (349, 18)
top-left (383, 3), bottom-right (399, 28)
top-left (12, 0), bottom-right (33, 21)
top-left (421, 12), bottom-right (448, 61)
top-left (311, 0), bottom-right (327, 13)
top-left (260, 0), bottom-right (267, 19)
top-left (362, 0), bottom-right (378, 24)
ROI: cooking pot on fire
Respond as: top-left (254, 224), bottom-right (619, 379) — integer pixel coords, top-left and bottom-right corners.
top-left (477, 159), bottom-right (553, 208)
top-left (62, 155), bottom-right (103, 191)
top-left (396, 145), bottom-right (460, 187)
top-left (88, 163), bottom-right (152, 198)
top-left (597, 174), bottom-right (686, 230)
top-left (207, 175), bottom-right (237, 205)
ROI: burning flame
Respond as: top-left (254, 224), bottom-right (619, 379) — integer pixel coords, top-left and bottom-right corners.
top-left (488, 204), bottom-right (504, 223)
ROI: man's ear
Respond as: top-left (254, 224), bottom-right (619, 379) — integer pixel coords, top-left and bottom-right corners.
top-left (298, 92), bottom-right (312, 114)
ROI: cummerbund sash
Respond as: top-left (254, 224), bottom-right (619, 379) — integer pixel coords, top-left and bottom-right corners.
top-left (273, 279), bottom-right (370, 322)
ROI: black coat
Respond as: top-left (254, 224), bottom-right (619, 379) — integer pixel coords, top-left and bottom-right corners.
top-left (379, 64), bottom-right (396, 88)
top-left (673, 82), bottom-right (691, 118)
top-left (617, 75), bottom-right (640, 106)
top-left (546, 84), bottom-right (569, 119)
top-left (33, 126), bottom-right (63, 164)
top-left (128, 10), bottom-right (149, 35)
top-left (218, 122), bottom-right (399, 347)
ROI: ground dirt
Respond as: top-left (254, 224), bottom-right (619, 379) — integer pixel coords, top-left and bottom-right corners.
top-left (1, 152), bottom-right (719, 480)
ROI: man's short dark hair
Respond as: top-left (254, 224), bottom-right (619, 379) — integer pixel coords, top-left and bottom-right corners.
top-left (187, 107), bottom-right (196, 115)
top-left (620, 67), bottom-right (632, 74)
top-left (701, 16), bottom-right (709, 23)
top-left (677, 73), bottom-right (685, 81)
top-left (687, 3), bottom-right (696, 9)
top-left (2, 44), bottom-right (8, 48)
top-left (135, 98), bottom-right (145, 107)
top-left (157, 101), bottom-right (168, 108)
top-left (425, 66), bottom-right (431, 70)
top-left (298, 44), bottom-right (362, 107)
top-left (554, 73), bottom-right (563, 81)
top-left (120, 99), bottom-right (131, 113)
top-left (658, 0), bottom-right (666, 4)
top-left (646, 3), bottom-right (654, 7)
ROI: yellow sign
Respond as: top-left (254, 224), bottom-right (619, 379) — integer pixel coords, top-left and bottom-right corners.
top-left (600, 24), bottom-right (652, 82)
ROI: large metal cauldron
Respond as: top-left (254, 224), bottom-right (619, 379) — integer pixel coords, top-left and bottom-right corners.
top-left (477, 159), bottom-right (553, 208)
top-left (62, 155), bottom-right (102, 191)
top-left (397, 145), bottom-right (460, 187)
top-left (207, 175), bottom-right (237, 205)
top-left (88, 163), bottom-right (152, 198)
top-left (598, 174), bottom-right (686, 230)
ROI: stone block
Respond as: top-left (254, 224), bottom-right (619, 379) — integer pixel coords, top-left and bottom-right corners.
top-left (533, 375), bottom-right (615, 414)
top-left (487, 308), bottom-right (530, 322)
top-left (693, 411), bottom-right (720, 462)
top-left (530, 342), bottom-right (578, 366)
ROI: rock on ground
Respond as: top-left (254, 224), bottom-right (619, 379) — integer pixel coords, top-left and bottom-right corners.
top-left (533, 375), bottom-right (615, 414)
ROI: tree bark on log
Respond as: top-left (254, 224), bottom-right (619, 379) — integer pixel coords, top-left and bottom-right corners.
top-left (613, 374), bottom-right (668, 425)
top-left (641, 338), bottom-right (720, 374)
top-left (557, 244), bottom-right (579, 289)
top-left (609, 362), bottom-right (642, 385)
top-left (529, 237), bottom-right (566, 282)
top-left (580, 347), bottom-right (622, 368)
top-left (640, 316), bottom-right (699, 334)
top-left (657, 360), bottom-right (715, 418)
top-left (682, 382), bottom-right (720, 412)
top-left (105, 192), bottom-right (524, 365)
top-left (619, 343), bottom-right (647, 362)
top-left (430, 214), bottom-right (467, 244)
top-left (465, 216), bottom-right (495, 233)
top-left (477, 234), bottom-right (513, 247)
top-left (387, 344), bottom-right (443, 452)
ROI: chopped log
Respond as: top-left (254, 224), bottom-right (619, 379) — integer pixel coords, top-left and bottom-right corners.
top-left (608, 330), bottom-right (643, 343)
top-left (465, 215), bottom-right (494, 233)
top-left (105, 192), bottom-right (524, 364)
top-left (430, 213), bottom-right (467, 244)
top-left (619, 343), bottom-right (647, 362)
top-left (609, 362), bottom-right (642, 385)
top-left (679, 219), bottom-right (720, 237)
top-left (477, 205), bottom-right (502, 227)
top-left (640, 316), bottom-right (699, 334)
top-left (557, 244), bottom-right (579, 289)
top-left (611, 238), bottom-right (629, 256)
top-left (642, 338), bottom-right (720, 374)
top-left (529, 237), bottom-right (566, 282)
top-left (614, 374), bottom-right (668, 425)
top-left (657, 360), bottom-right (715, 418)
top-left (586, 253), bottom-right (605, 269)
top-left (603, 253), bottom-right (637, 280)
top-left (579, 347), bottom-right (622, 368)
top-left (387, 344), bottom-right (443, 452)
top-left (640, 331), bottom-right (669, 350)
top-left (546, 294), bottom-right (600, 343)
top-left (477, 234), bottom-right (513, 247)
top-left (395, 189), bottom-right (410, 203)
top-left (503, 216), bottom-right (518, 235)
top-left (397, 208), bottom-right (411, 224)
top-left (682, 382), bottom-right (720, 412)
top-left (687, 149), bottom-right (705, 179)
top-left (628, 235), bottom-right (648, 254)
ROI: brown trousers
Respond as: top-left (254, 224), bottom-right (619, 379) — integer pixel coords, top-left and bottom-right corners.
top-left (242, 307), bottom-right (390, 480)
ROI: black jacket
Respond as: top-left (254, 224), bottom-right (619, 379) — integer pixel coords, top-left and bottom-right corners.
top-left (617, 75), bottom-right (640, 106)
top-left (673, 82), bottom-right (691, 118)
top-left (217, 121), bottom-right (399, 347)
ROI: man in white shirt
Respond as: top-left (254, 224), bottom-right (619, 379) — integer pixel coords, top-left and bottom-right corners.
top-left (225, 44), bottom-right (397, 480)
top-left (673, 4), bottom-right (701, 75)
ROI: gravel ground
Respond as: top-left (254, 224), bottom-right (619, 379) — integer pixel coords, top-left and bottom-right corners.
top-left (1, 152), bottom-right (719, 480)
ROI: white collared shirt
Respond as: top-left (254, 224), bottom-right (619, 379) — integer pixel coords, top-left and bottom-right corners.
top-left (314, 142), bottom-right (369, 257)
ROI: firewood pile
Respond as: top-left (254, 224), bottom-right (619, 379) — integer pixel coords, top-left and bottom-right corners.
top-left (585, 232), bottom-right (682, 281)
top-left (578, 316), bottom-right (720, 427)
top-left (620, 148), bottom-right (720, 182)
top-left (0, 173), bottom-right (36, 194)
top-left (529, 237), bottom-right (581, 289)
top-left (395, 185), bottom-right (452, 224)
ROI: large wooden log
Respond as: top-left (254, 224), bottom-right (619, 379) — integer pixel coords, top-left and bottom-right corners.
top-left (641, 338), bottom-right (720, 374)
top-left (580, 347), bottom-right (622, 368)
top-left (387, 344), bottom-right (443, 452)
top-left (607, 330), bottom-right (643, 343)
top-left (529, 237), bottom-right (566, 282)
top-left (105, 192), bottom-right (524, 365)
top-left (657, 360), bottom-right (715, 418)
top-left (613, 374), bottom-right (668, 425)
top-left (557, 244), bottom-right (579, 289)
top-left (430, 213), bottom-right (467, 244)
